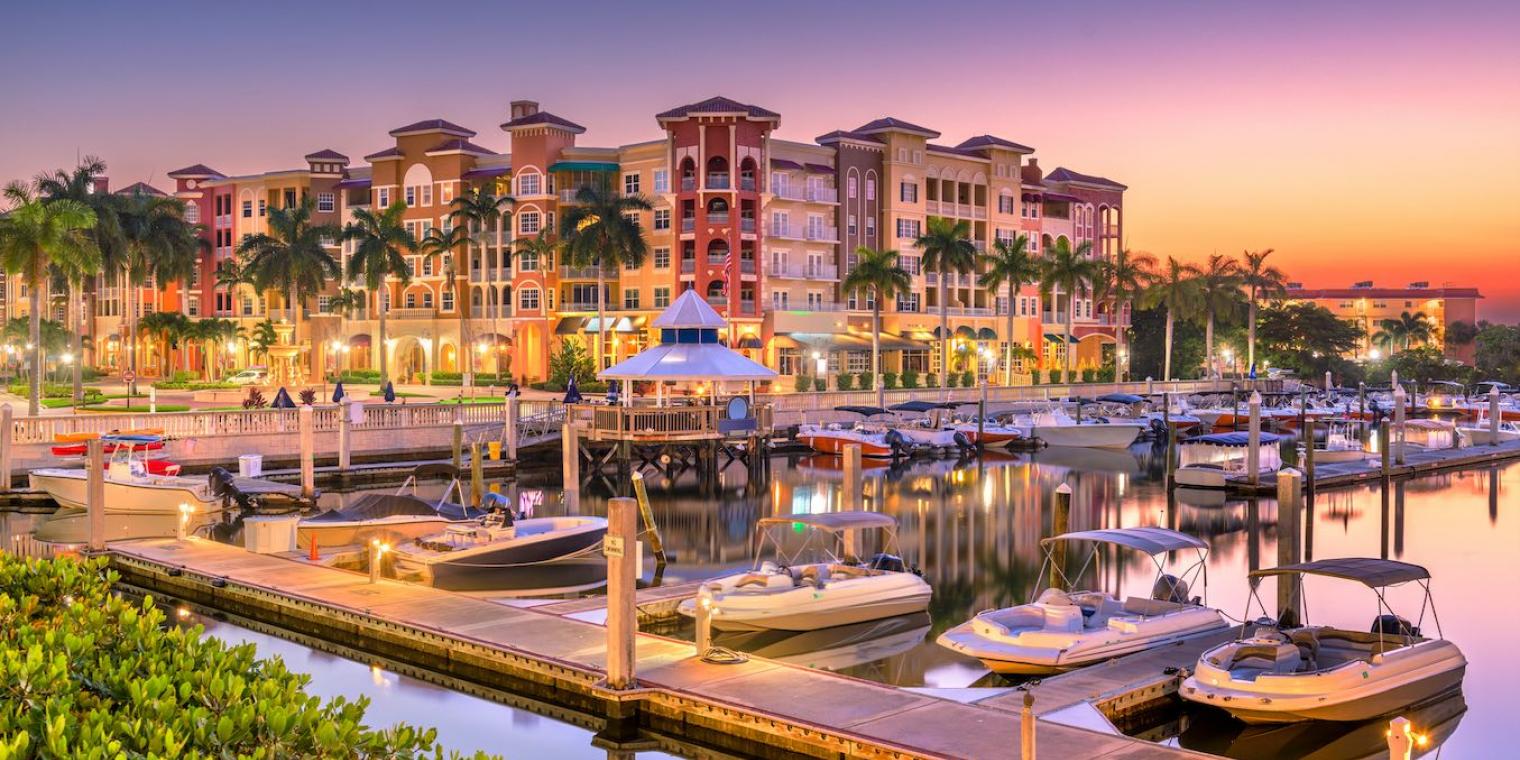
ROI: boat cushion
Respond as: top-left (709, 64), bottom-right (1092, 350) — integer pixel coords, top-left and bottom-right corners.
top-left (1043, 604), bottom-right (1083, 633)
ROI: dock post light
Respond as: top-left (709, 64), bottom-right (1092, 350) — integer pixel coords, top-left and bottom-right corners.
top-left (369, 539), bottom-right (391, 584)
top-left (176, 502), bottom-right (193, 541)
top-left (695, 595), bottom-right (714, 655)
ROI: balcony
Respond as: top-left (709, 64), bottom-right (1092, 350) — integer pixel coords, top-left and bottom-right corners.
top-left (772, 185), bottom-right (838, 203)
top-left (739, 259), bottom-right (756, 274)
top-left (680, 177), bottom-right (697, 192)
top-left (925, 200), bottom-right (940, 214)
top-left (680, 259), bottom-right (696, 274)
top-left (706, 174), bottom-right (730, 190)
top-left (766, 262), bottom-right (839, 280)
top-left (706, 296), bottom-right (727, 308)
top-left (681, 217), bottom-right (695, 233)
top-left (559, 190), bottom-right (580, 203)
top-left (973, 240), bottom-right (987, 252)
top-left (740, 218), bottom-right (756, 234)
top-left (388, 307), bottom-right (437, 320)
top-left (562, 301), bottom-right (614, 312)
top-left (973, 206), bottom-right (987, 220)
top-left (739, 177), bottom-right (757, 192)
top-left (805, 225), bottom-right (839, 242)
top-left (738, 302), bottom-right (757, 316)
top-left (707, 212), bottom-right (730, 224)
top-left (562, 265), bottom-right (617, 279)
top-left (768, 223), bottom-right (803, 239)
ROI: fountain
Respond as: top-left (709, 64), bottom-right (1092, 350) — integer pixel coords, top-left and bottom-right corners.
top-left (264, 321), bottom-right (308, 388)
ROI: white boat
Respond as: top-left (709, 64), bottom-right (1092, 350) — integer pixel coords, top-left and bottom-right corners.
top-left (1023, 410), bottom-right (1145, 449)
top-left (1459, 418), bottom-right (1520, 445)
top-left (390, 510), bottom-right (607, 587)
top-left (938, 527), bottom-right (1229, 674)
top-left (1312, 423), bottom-right (1371, 463)
top-left (713, 613), bottom-right (931, 671)
top-left (1182, 558), bottom-right (1466, 724)
top-left (299, 464), bottom-right (485, 550)
top-left (677, 512), bottom-right (932, 631)
top-left (1173, 432), bottom-right (1286, 488)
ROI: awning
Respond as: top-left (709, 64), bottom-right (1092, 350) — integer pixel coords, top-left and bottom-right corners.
top-left (878, 332), bottom-right (930, 351)
top-left (770, 158), bottom-right (804, 171)
top-left (547, 161), bottom-right (619, 173)
top-left (757, 511), bottom-right (896, 532)
top-left (778, 332), bottom-right (872, 350)
top-left (803, 163), bottom-right (834, 174)
top-left (462, 166), bottom-right (512, 180)
top-left (1250, 558), bottom-right (1430, 588)
top-left (584, 316), bottom-right (644, 333)
top-left (904, 329), bottom-right (936, 342)
top-left (977, 327), bottom-right (998, 340)
top-left (336, 177), bottom-right (371, 190)
top-left (555, 317), bottom-right (587, 335)
top-left (1043, 333), bottom-right (1079, 344)
top-left (736, 334), bottom-right (763, 349)
top-left (1041, 528), bottom-right (1208, 556)
top-left (1042, 192), bottom-right (1082, 203)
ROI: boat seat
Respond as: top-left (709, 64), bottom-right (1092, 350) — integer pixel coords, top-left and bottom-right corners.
top-left (1042, 603), bottom-right (1084, 633)
top-left (1227, 640), bottom-right (1302, 681)
top-left (1121, 596), bottom-right (1185, 617)
top-left (736, 572), bottom-right (790, 590)
top-left (827, 564), bottom-right (874, 580)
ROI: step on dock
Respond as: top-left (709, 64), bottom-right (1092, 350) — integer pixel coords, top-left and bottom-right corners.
top-left (106, 538), bottom-right (1205, 759)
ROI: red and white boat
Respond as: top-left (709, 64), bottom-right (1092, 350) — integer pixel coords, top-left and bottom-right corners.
top-left (797, 406), bottom-right (898, 458)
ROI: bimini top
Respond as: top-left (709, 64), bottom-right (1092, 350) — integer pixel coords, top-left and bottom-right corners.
top-left (1041, 527), bottom-right (1209, 555)
top-left (889, 401), bottom-right (955, 413)
top-left (757, 511), bottom-right (897, 532)
top-left (1187, 432), bottom-right (1287, 446)
top-left (835, 405), bottom-right (891, 417)
top-left (1096, 393), bottom-right (1145, 404)
top-left (1250, 557), bottom-right (1430, 587)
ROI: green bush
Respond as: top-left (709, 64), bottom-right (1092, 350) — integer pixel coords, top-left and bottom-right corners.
top-left (8, 383), bottom-right (86, 399)
top-left (548, 338), bottom-right (596, 389)
top-left (962, 371), bottom-right (975, 387)
top-left (901, 370), bottom-right (919, 389)
top-left (424, 371), bottom-right (514, 387)
top-left (526, 380), bottom-right (608, 394)
top-left (793, 375), bottom-right (812, 393)
top-left (836, 374), bottom-right (854, 391)
top-left (79, 366), bottom-right (103, 382)
top-left (153, 380), bottom-right (239, 390)
top-left (858, 372), bottom-right (874, 390)
top-left (946, 372), bottom-right (960, 388)
top-left (0, 555), bottom-right (493, 759)
top-left (926, 373), bottom-right (938, 388)
top-left (883, 371), bottom-right (899, 390)
top-left (813, 377), bottom-right (828, 392)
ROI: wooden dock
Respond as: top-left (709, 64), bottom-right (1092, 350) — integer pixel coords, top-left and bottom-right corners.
top-left (1209, 438), bottom-right (1520, 496)
top-left (106, 538), bottom-right (1205, 759)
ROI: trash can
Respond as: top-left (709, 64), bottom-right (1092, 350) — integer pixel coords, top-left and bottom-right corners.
top-left (487, 440), bottom-right (502, 460)
top-left (238, 454), bottom-right (263, 478)
top-left (244, 515), bottom-right (300, 554)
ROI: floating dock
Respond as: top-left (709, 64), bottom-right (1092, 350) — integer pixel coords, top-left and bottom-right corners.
top-left (1228, 438), bottom-right (1520, 495)
top-left (106, 538), bottom-right (1208, 759)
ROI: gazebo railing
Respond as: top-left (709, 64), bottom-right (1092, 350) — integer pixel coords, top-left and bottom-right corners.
top-left (569, 403), bottom-right (770, 441)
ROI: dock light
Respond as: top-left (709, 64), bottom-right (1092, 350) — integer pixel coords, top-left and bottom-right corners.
top-left (176, 502), bottom-right (194, 541)
top-left (1370, 348), bottom-right (1382, 360)
top-left (175, 605), bottom-right (191, 620)
top-left (24, 343), bottom-right (33, 351)
top-left (62, 353), bottom-right (74, 364)
top-left (368, 539), bottom-right (391, 584)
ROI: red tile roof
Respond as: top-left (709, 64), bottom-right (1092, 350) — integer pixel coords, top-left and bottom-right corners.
top-left (461, 165), bottom-right (512, 180)
top-left (1288, 287), bottom-right (1483, 300)
top-left (1045, 167), bottom-right (1126, 190)
top-left (362, 147), bottom-right (404, 161)
top-left (387, 119), bottom-right (476, 138)
top-left (499, 110), bottom-right (586, 133)
top-left (814, 129), bottom-right (883, 145)
top-left (956, 134), bottom-right (1035, 154)
top-left (656, 96), bottom-right (779, 120)
top-left (115, 181), bottom-right (167, 197)
top-left (167, 164), bottom-right (223, 179)
top-left (852, 117), bottom-right (940, 138)
top-left (304, 149), bottom-right (349, 161)
top-left (425, 139), bottom-right (496, 156)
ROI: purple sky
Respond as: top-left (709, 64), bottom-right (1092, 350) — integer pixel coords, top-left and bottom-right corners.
top-left (6, 0), bottom-right (1518, 318)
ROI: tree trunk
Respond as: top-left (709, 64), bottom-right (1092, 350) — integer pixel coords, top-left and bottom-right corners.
top-left (458, 276), bottom-right (470, 381)
top-left (28, 276), bottom-right (42, 416)
top-left (70, 280), bottom-right (84, 403)
top-left (125, 264), bottom-right (137, 395)
top-left (1206, 312), bottom-right (1216, 378)
top-left (872, 295), bottom-right (883, 409)
top-left (939, 272), bottom-right (949, 398)
top-left (377, 288), bottom-right (389, 386)
top-left (1115, 297), bottom-right (1127, 383)
top-left (1064, 290), bottom-right (1074, 384)
top-left (1247, 287), bottom-right (1258, 372)
top-left (1005, 284), bottom-right (1016, 387)
top-left (595, 270), bottom-right (606, 374)
top-left (1164, 310), bottom-right (1175, 382)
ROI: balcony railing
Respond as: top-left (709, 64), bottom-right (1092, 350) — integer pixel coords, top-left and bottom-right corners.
top-left (805, 225), bottom-right (839, 242)
top-left (739, 259), bottom-right (756, 274)
top-left (767, 262), bottom-right (839, 280)
top-left (740, 218), bottom-right (756, 233)
top-left (707, 212), bottom-right (730, 224)
top-left (681, 217), bottom-right (695, 233)
top-left (388, 307), bottom-right (436, 319)
top-left (680, 259), bottom-right (696, 273)
top-left (738, 302), bottom-right (757, 316)
top-left (706, 296), bottom-right (727, 307)
top-left (773, 185), bottom-right (838, 203)
top-left (706, 174), bottom-right (730, 189)
top-left (559, 190), bottom-right (580, 203)
top-left (680, 177), bottom-right (697, 192)
top-left (768, 223), bottom-right (803, 239)
top-left (739, 177), bottom-right (756, 191)
top-left (562, 265), bottom-right (617, 279)
top-left (562, 301), bottom-right (614, 312)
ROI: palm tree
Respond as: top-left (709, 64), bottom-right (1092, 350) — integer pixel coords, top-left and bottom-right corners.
top-left (237, 196), bottom-right (340, 380)
top-left (914, 217), bottom-right (977, 393)
top-left (1141, 257), bottom-right (1203, 381)
top-left (1195, 254), bottom-right (1243, 378)
top-left (978, 235), bottom-right (1039, 387)
top-left (514, 232), bottom-right (561, 380)
top-left (325, 287), bottom-right (366, 376)
top-left (420, 225), bottom-right (473, 378)
top-left (842, 247), bottom-right (911, 407)
top-left (114, 190), bottom-right (201, 391)
top-left (449, 186), bottom-right (514, 268)
top-left (1374, 311), bottom-right (1433, 354)
top-left (1037, 238), bottom-right (1100, 383)
top-left (247, 319), bottom-right (278, 363)
top-left (559, 185), bottom-right (653, 371)
top-left (35, 157), bottom-right (117, 393)
top-left (1095, 248), bottom-right (1156, 383)
top-left (1238, 248), bottom-right (1286, 372)
top-left (342, 202), bottom-right (416, 385)
top-left (137, 310), bottom-right (191, 378)
top-left (0, 183), bottom-right (96, 414)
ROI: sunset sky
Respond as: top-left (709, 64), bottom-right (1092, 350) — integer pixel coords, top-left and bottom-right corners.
top-left (5, 1), bottom-right (1517, 317)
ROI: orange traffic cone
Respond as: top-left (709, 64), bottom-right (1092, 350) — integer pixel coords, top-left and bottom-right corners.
top-left (308, 536), bottom-right (319, 561)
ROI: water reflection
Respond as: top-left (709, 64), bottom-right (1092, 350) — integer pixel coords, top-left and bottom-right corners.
top-left (560, 444), bottom-right (1514, 756)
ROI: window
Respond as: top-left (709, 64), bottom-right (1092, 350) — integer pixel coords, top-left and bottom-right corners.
top-left (422, 256), bottom-right (434, 277)
top-left (377, 188), bottom-right (391, 207)
top-left (807, 291), bottom-right (824, 310)
top-left (317, 295), bottom-right (332, 313)
top-left (519, 288), bottom-right (540, 310)
top-left (517, 173), bottom-right (540, 196)
top-left (866, 179), bottom-right (876, 201)
top-left (653, 169), bottom-right (669, 193)
top-left (653, 287), bottom-right (671, 308)
top-left (317, 192), bottom-right (335, 213)
top-left (847, 352), bottom-right (868, 373)
top-left (404, 291), bottom-right (417, 308)
top-left (998, 194), bottom-right (1015, 214)
top-left (441, 184), bottom-right (453, 203)
top-left (519, 211), bottom-right (541, 235)
top-left (653, 248), bottom-right (671, 269)
top-left (441, 290), bottom-right (454, 311)
top-left (405, 186), bottom-right (416, 206)
top-left (259, 199), bottom-right (267, 217)
top-left (623, 289), bottom-right (640, 309)
top-left (778, 348), bottom-right (800, 375)
top-left (241, 200), bottom-right (252, 218)
top-left (900, 182), bottom-right (918, 203)
top-left (284, 189), bottom-right (297, 208)
top-left (423, 185), bottom-right (434, 206)
top-left (847, 214), bottom-right (858, 237)
top-left (897, 148), bottom-right (908, 162)
top-left (847, 176), bottom-right (858, 199)
top-left (901, 255), bottom-right (921, 275)
top-left (242, 295), bottom-right (255, 316)
top-left (653, 209), bottom-right (670, 230)
top-left (518, 250), bottom-right (538, 272)
top-left (623, 173), bottom-right (640, 195)
top-left (772, 291), bottom-right (789, 309)
top-left (896, 218), bottom-right (921, 239)
top-left (865, 216), bottom-right (875, 236)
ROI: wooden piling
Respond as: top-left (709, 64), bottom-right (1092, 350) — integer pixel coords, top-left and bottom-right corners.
top-left (1020, 689), bottom-right (1037, 760)
top-left (1303, 420), bottom-right (1316, 486)
top-left (843, 443), bottom-right (862, 508)
top-left (452, 420), bottom-right (464, 470)
top-left (298, 405), bottom-right (315, 499)
top-left (0, 405), bottom-right (12, 491)
top-left (1379, 420), bottom-right (1391, 479)
top-left (338, 398), bottom-right (352, 471)
top-left (563, 422), bottom-right (580, 503)
top-left (86, 439), bottom-right (105, 552)
top-left (1490, 387), bottom-right (1501, 447)
top-left (1392, 386), bottom-right (1407, 465)
top-left (1247, 391), bottom-right (1262, 486)
top-left (1276, 468), bottom-right (1303, 625)
top-left (1049, 483), bottom-right (1072, 590)
top-left (630, 471), bottom-right (667, 567)
top-left (469, 441), bottom-right (484, 507)
top-left (504, 394), bottom-right (519, 460)
top-left (1166, 426), bottom-right (1178, 486)
top-left (605, 496), bottom-right (638, 690)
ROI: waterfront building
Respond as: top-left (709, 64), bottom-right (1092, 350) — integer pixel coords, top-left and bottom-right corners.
top-left (1283, 282), bottom-right (1482, 364)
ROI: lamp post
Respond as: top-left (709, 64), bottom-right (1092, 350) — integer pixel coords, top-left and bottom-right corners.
top-left (1219, 346), bottom-right (1233, 380)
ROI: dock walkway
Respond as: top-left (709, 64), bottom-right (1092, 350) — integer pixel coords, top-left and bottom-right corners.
top-left (107, 538), bottom-right (1201, 759)
top-left (1230, 438), bottom-right (1520, 495)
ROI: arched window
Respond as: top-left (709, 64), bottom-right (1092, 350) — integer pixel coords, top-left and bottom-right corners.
top-left (705, 197), bottom-right (729, 222)
top-left (705, 156), bottom-right (729, 188)
top-left (738, 157), bottom-right (757, 190)
top-left (706, 239), bottom-right (729, 264)
top-left (705, 281), bottom-right (725, 301)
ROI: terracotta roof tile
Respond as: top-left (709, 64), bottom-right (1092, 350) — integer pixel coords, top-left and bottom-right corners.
top-left (387, 119), bottom-right (476, 138)
top-left (499, 111), bottom-right (586, 133)
top-left (656, 96), bottom-right (779, 120)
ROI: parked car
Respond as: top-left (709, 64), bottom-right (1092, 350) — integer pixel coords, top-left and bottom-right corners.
top-left (227, 367), bottom-right (268, 385)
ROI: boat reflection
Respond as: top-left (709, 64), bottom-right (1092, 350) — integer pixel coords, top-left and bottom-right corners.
top-left (712, 612), bottom-right (931, 675)
top-left (1173, 689), bottom-right (1466, 759)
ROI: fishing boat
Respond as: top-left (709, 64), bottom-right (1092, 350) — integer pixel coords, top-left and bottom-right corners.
top-left (677, 512), bottom-right (932, 631)
top-left (1311, 423), bottom-right (1371, 464)
top-left (389, 506), bottom-right (607, 587)
top-left (1181, 558), bottom-right (1466, 724)
top-left (1172, 432), bottom-right (1286, 489)
top-left (30, 446), bottom-right (225, 516)
top-left (50, 433), bottom-right (167, 457)
top-left (1459, 417), bottom-right (1520, 445)
top-left (1021, 408), bottom-right (1146, 449)
top-left (796, 406), bottom-right (898, 458)
top-left (938, 527), bottom-right (1229, 674)
top-left (886, 401), bottom-right (966, 450)
top-left (298, 464), bottom-right (485, 550)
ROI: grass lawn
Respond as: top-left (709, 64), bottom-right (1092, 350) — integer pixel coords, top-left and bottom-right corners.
top-left (79, 403), bottom-right (192, 413)
top-left (392, 391), bottom-right (433, 398)
top-left (103, 392), bottom-right (149, 400)
top-left (40, 397), bottom-right (105, 409)
top-left (439, 396), bottom-right (506, 405)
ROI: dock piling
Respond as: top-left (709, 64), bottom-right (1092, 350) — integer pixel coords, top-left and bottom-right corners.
top-left (562, 423), bottom-right (580, 507)
top-left (299, 405), bottom-right (315, 499)
top-left (1490, 386), bottom-right (1501, 447)
top-left (606, 496), bottom-right (638, 690)
top-left (1049, 483), bottom-right (1071, 590)
top-left (1303, 420), bottom-right (1316, 485)
top-left (1380, 420), bottom-right (1391, 479)
top-left (338, 398), bottom-right (352, 471)
top-left (452, 420), bottom-right (464, 470)
top-left (1166, 426), bottom-right (1178, 486)
top-left (694, 595), bottom-right (713, 656)
top-left (86, 439), bottom-right (104, 552)
top-left (1387, 716), bottom-right (1413, 760)
top-left (843, 443), bottom-right (862, 508)
top-left (1020, 689), bottom-right (1037, 759)
top-left (1393, 385), bottom-right (1407, 465)
top-left (1276, 468), bottom-right (1303, 625)
top-left (469, 440), bottom-right (484, 507)
top-left (1247, 391), bottom-right (1262, 485)
top-left (1358, 381), bottom-right (1367, 442)
top-left (630, 471), bottom-right (667, 567)
top-left (504, 393), bottom-right (519, 460)
top-left (0, 405), bottom-right (12, 491)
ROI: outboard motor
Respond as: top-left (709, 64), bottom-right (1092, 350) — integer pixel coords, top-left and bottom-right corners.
top-left (208, 466), bottom-right (237, 498)
top-left (1152, 573), bottom-right (1191, 604)
top-left (884, 429), bottom-right (908, 457)
top-left (867, 552), bottom-right (908, 573)
top-left (1149, 417), bottom-right (1168, 441)
top-left (1371, 614), bottom-right (1420, 637)
top-left (952, 430), bottom-right (975, 453)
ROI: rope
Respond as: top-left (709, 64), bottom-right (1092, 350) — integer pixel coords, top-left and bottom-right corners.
top-left (699, 646), bottom-right (749, 665)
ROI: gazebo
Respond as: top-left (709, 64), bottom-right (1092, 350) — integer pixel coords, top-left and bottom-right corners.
top-left (600, 289), bottom-right (776, 406)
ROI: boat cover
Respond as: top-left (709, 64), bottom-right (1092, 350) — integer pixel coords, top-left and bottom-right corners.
top-left (889, 401), bottom-right (955, 413)
top-left (757, 512), bottom-right (897, 532)
top-left (1250, 557), bottom-right (1429, 587)
top-left (1042, 527), bottom-right (1208, 554)
top-left (305, 493), bottom-right (484, 523)
top-left (1096, 393), bottom-right (1145, 404)
top-left (1188, 432), bottom-right (1287, 446)
top-left (834, 405), bottom-right (890, 417)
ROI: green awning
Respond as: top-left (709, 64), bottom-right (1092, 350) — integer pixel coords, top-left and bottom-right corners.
top-left (977, 327), bottom-right (998, 340)
top-left (548, 161), bottom-right (619, 173)
top-left (1043, 333), bottom-right (1078, 344)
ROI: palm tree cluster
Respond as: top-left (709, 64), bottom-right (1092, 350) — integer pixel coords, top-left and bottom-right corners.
top-left (1373, 311), bottom-right (1433, 353)
top-left (559, 184), bottom-right (652, 371)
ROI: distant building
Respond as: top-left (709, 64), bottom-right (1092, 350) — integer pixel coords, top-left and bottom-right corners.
top-left (1283, 282), bottom-right (1481, 364)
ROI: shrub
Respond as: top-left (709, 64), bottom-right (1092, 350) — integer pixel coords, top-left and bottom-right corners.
top-left (8, 383), bottom-right (78, 399)
top-left (424, 371), bottom-right (514, 387)
top-left (836, 374), bottom-right (854, 391)
top-left (883, 371), bottom-right (899, 390)
top-left (337, 369), bottom-right (382, 383)
top-left (0, 555), bottom-right (494, 759)
top-left (946, 372), bottom-right (960, 388)
top-left (926, 373), bottom-right (938, 388)
top-left (813, 377), bottom-right (828, 392)
top-left (858, 372), bottom-right (874, 390)
top-left (548, 338), bottom-right (596, 389)
top-left (962, 371), bottom-right (975, 387)
top-left (298, 388), bottom-right (317, 405)
top-left (243, 388), bottom-right (267, 409)
top-left (1081, 368), bottom-right (1096, 383)
top-left (794, 374), bottom-right (812, 393)
top-left (901, 370), bottom-right (919, 389)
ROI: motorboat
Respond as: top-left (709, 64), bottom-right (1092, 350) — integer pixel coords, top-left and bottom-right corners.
top-left (1459, 417), bottom-right (1520, 445)
top-left (50, 433), bottom-right (168, 458)
top-left (1310, 422), bottom-right (1370, 464)
top-left (299, 464), bottom-right (485, 550)
top-left (797, 406), bottom-right (898, 458)
top-left (938, 527), bottom-right (1230, 674)
top-left (1172, 432), bottom-right (1286, 489)
top-left (886, 401), bottom-right (971, 451)
top-left (1177, 687), bottom-right (1466, 759)
top-left (1181, 558), bottom-right (1466, 724)
top-left (677, 512), bottom-right (932, 631)
top-left (1396, 419), bottom-right (1456, 450)
top-left (389, 506), bottom-right (607, 587)
top-left (1022, 409), bottom-right (1145, 449)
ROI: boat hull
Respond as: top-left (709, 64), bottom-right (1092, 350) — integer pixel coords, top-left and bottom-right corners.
top-left (1033, 424), bottom-right (1143, 449)
top-left (298, 517), bottom-right (457, 551)
top-left (392, 518), bottom-right (607, 587)
top-left (678, 571), bottom-right (932, 632)
top-left (938, 605), bottom-right (1229, 674)
top-left (29, 468), bottom-right (220, 513)
top-left (798, 432), bottom-right (894, 458)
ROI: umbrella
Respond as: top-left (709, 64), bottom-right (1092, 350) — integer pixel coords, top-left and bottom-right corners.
top-left (563, 376), bottom-right (583, 404)
top-left (382, 381), bottom-right (396, 402)
top-left (606, 379), bottom-right (621, 404)
top-left (1248, 363), bottom-right (1258, 380)
top-left (331, 381), bottom-right (345, 403)
top-left (271, 387), bottom-right (296, 409)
